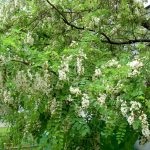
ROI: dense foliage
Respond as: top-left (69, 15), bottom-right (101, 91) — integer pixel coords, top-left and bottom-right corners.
top-left (0, 0), bottom-right (150, 149)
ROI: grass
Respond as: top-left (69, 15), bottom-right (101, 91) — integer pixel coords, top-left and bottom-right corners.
top-left (0, 127), bottom-right (39, 149)
top-left (0, 127), bottom-right (9, 149)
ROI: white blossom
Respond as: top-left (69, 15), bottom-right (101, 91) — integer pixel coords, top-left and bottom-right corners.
top-left (58, 55), bottom-right (72, 81)
top-left (25, 32), bottom-right (34, 45)
top-left (127, 112), bottom-right (134, 125)
top-left (128, 69), bottom-right (140, 77)
top-left (14, 70), bottom-right (29, 90)
top-left (67, 95), bottom-right (73, 102)
top-left (76, 50), bottom-right (87, 75)
top-left (97, 93), bottom-right (107, 105)
top-left (128, 59), bottom-right (143, 69)
top-left (69, 86), bottom-right (81, 96)
top-left (78, 50), bottom-right (87, 59)
top-left (128, 57), bottom-right (143, 77)
top-left (139, 113), bottom-right (147, 123)
top-left (116, 96), bottom-right (123, 104)
top-left (78, 107), bottom-right (87, 118)
top-left (92, 17), bottom-right (100, 25)
top-left (18, 106), bottom-right (25, 113)
top-left (142, 127), bottom-right (150, 138)
top-left (120, 101), bottom-right (128, 117)
top-left (77, 57), bottom-right (84, 75)
top-left (0, 55), bottom-right (9, 64)
top-left (81, 94), bottom-right (90, 108)
top-left (106, 59), bottom-right (120, 68)
top-left (139, 112), bottom-right (150, 138)
top-left (130, 101), bottom-right (141, 111)
top-left (70, 41), bottom-right (78, 47)
top-left (32, 71), bottom-right (51, 95)
top-left (93, 68), bottom-right (102, 79)
top-left (3, 90), bottom-right (13, 104)
top-left (58, 70), bottom-right (67, 81)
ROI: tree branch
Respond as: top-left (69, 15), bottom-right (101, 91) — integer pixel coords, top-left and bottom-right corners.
top-left (46, 0), bottom-right (150, 45)
top-left (0, 58), bottom-right (58, 76)
top-left (0, 58), bottom-right (30, 65)
top-left (100, 33), bottom-right (150, 45)
top-left (46, 0), bottom-right (84, 30)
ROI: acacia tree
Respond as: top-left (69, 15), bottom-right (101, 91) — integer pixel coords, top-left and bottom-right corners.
top-left (0, 0), bottom-right (150, 149)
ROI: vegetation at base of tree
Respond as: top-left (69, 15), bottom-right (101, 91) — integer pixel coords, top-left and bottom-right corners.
top-left (0, 0), bottom-right (150, 149)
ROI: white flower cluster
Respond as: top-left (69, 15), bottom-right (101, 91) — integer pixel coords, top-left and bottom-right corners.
top-left (70, 41), bottom-right (78, 47)
top-left (69, 86), bottom-right (81, 96)
top-left (25, 32), bottom-right (34, 45)
top-left (113, 81), bottom-right (124, 94)
top-left (14, 65), bottom-right (51, 95)
top-left (130, 101), bottom-right (141, 111)
top-left (128, 59), bottom-right (143, 69)
top-left (139, 112), bottom-right (150, 139)
top-left (81, 93), bottom-right (90, 108)
top-left (106, 59), bottom-right (121, 68)
top-left (78, 107), bottom-right (87, 118)
top-left (0, 55), bottom-right (8, 65)
top-left (18, 105), bottom-right (25, 113)
top-left (76, 51), bottom-right (87, 75)
top-left (2, 90), bottom-right (13, 104)
top-left (33, 70), bottom-right (51, 95)
top-left (67, 95), bottom-right (73, 102)
top-left (127, 111), bottom-right (135, 125)
top-left (14, 0), bottom-right (20, 8)
top-left (128, 57), bottom-right (143, 77)
top-left (14, 70), bottom-right (29, 90)
top-left (58, 55), bottom-right (72, 81)
top-left (92, 17), bottom-right (100, 25)
top-left (93, 68), bottom-right (102, 79)
top-left (121, 100), bottom-right (142, 125)
top-left (97, 93), bottom-right (107, 106)
top-left (77, 93), bottom-right (90, 119)
top-left (120, 100), bottom-right (150, 139)
top-left (120, 101), bottom-right (128, 117)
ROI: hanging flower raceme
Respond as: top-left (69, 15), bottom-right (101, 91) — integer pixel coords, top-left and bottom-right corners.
top-left (128, 58), bottom-right (143, 69)
top-left (76, 50), bottom-right (87, 75)
top-left (97, 93), bottom-right (107, 106)
top-left (58, 55), bottom-right (72, 81)
top-left (78, 107), bottom-right (87, 118)
top-left (24, 31), bottom-right (34, 45)
top-left (106, 59), bottom-right (121, 68)
top-left (120, 99), bottom-right (150, 139)
top-left (81, 93), bottom-right (90, 108)
top-left (0, 55), bottom-right (9, 65)
top-left (139, 112), bottom-right (150, 139)
top-left (120, 101), bottom-right (128, 117)
top-left (32, 69), bottom-right (51, 95)
top-left (127, 111), bottom-right (135, 125)
top-left (69, 86), bottom-right (81, 96)
top-left (14, 70), bottom-right (29, 90)
top-left (130, 101), bottom-right (141, 111)
top-left (92, 68), bottom-right (102, 79)
top-left (128, 56), bottom-right (143, 77)
top-left (2, 90), bottom-right (14, 104)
